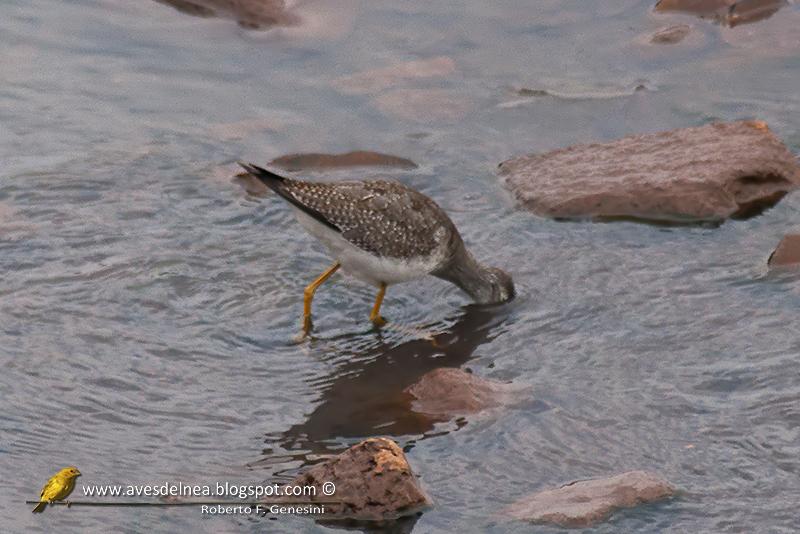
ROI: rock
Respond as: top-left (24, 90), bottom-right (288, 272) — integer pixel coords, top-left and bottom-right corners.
top-left (505, 471), bottom-right (675, 527)
top-left (655, 0), bottom-right (734, 18)
top-left (650, 24), bottom-right (692, 44)
top-left (372, 89), bottom-right (472, 122)
top-left (270, 151), bottom-right (418, 171)
top-left (653, 0), bottom-right (786, 26)
top-left (154, 0), bottom-right (300, 29)
top-left (498, 120), bottom-right (800, 223)
top-left (333, 57), bottom-right (456, 95)
top-left (726, 0), bottom-right (786, 27)
top-left (403, 368), bottom-right (508, 418)
top-left (768, 234), bottom-right (800, 268)
top-left (286, 438), bottom-right (431, 521)
top-left (500, 82), bottom-right (651, 109)
top-left (512, 82), bottom-right (650, 101)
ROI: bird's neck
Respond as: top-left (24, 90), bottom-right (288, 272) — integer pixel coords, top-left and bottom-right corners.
top-left (434, 247), bottom-right (496, 303)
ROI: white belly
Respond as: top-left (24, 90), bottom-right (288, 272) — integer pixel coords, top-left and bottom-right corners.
top-left (291, 208), bottom-right (440, 287)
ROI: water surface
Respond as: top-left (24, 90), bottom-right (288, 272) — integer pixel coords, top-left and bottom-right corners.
top-left (2, 1), bottom-right (800, 532)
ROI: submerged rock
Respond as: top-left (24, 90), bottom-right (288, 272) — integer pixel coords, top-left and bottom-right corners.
top-left (505, 471), bottom-right (675, 527)
top-left (768, 234), bottom-right (800, 268)
top-left (372, 89), bottom-right (472, 122)
top-left (650, 24), bottom-right (692, 44)
top-left (333, 57), bottom-right (456, 95)
top-left (287, 438), bottom-right (431, 521)
top-left (498, 120), bottom-right (800, 224)
top-left (270, 151), bottom-right (418, 171)
top-left (403, 367), bottom-right (510, 419)
top-left (154, 0), bottom-right (300, 29)
top-left (504, 82), bottom-right (650, 105)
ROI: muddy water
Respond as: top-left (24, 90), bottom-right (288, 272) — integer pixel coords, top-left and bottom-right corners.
top-left (2, 1), bottom-right (800, 532)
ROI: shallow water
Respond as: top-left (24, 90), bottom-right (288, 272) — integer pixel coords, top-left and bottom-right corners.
top-left (2, 0), bottom-right (800, 532)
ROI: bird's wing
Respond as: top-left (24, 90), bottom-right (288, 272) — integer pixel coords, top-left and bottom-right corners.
top-left (280, 179), bottom-right (457, 259)
top-left (40, 477), bottom-right (56, 500)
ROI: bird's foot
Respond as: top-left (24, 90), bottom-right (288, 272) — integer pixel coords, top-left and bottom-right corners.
top-left (371, 315), bottom-right (387, 328)
top-left (293, 316), bottom-right (313, 343)
top-left (66, 500), bottom-right (72, 508)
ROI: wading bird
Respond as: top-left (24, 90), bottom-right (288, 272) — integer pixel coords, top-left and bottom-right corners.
top-left (239, 163), bottom-right (514, 337)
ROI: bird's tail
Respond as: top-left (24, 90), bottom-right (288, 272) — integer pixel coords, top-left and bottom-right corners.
top-left (238, 162), bottom-right (340, 232)
top-left (238, 162), bottom-right (287, 195)
top-left (32, 501), bottom-right (46, 513)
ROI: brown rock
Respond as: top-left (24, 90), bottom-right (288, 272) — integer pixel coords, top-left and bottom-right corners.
top-left (333, 57), bottom-right (456, 95)
top-left (404, 368), bottom-right (508, 418)
top-left (505, 471), bottom-right (675, 527)
top-left (287, 437), bottom-right (431, 521)
top-left (655, 0), bottom-right (734, 17)
top-left (650, 24), bottom-right (692, 44)
top-left (270, 151), bottom-right (417, 171)
top-left (654, 0), bottom-right (786, 26)
top-left (372, 89), bottom-right (472, 122)
top-left (768, 234), bottom-right (800, 268)
top-left (498, 120), bottom-right (800, 223)
top-left (154, 0), bottom-right (300, 29)
top-left (727, 0), bottom-right (786, 27)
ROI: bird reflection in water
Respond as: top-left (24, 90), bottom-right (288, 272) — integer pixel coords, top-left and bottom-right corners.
top-left (253, 302), bottom-right (514, 476)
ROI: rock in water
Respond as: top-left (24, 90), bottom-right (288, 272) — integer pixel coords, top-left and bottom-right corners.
top-left (287, 438), bottom-right (431, 521)
top-left (498, 120), bottom-right (800, 224)
top-left (404, 367), bottom-right (508, 419)
top-left (768, 234), bottom-right (800, 268)
top-left (270, 151), bottom-right (418, 171)
top-left (650, 24), bottom-right (692, 44)
top-left (654, 0), bottom-right (787, 26)
top-left (505, 471), bottom-right (675, 527)
top-left (655, 0), bottom-right (735, 18)
top-left (727, 0), bottom-right (787, 27)
top-left (332, 57), bottom-right (456, 95)
top-left (154, 0), bottom-right (300, 29)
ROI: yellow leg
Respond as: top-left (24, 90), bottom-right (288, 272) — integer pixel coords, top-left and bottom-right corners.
top-left (301, 262), bottom-right (340, 336)
top-left (370, 282), bottom-right (387, 327)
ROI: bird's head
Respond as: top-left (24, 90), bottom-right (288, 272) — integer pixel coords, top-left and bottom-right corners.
top-left (59, 467), bottom-right (81, 479)
top-left (476, 267), bottom-right (515, 304)
top-left (488, 267), bottom-right (516, 303)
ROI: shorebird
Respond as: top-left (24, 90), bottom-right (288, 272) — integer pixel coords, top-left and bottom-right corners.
top-left (239, 163), bottom-right (514, 336)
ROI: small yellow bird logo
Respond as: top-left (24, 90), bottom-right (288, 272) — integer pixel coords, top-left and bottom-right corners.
top-left (32, 466), bottom-right (81, 513)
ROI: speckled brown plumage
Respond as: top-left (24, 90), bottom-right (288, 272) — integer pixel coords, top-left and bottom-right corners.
top-left (239, 162), bottom-right (515, 306)
top-left (277, 178), bottom-right (458, 260)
